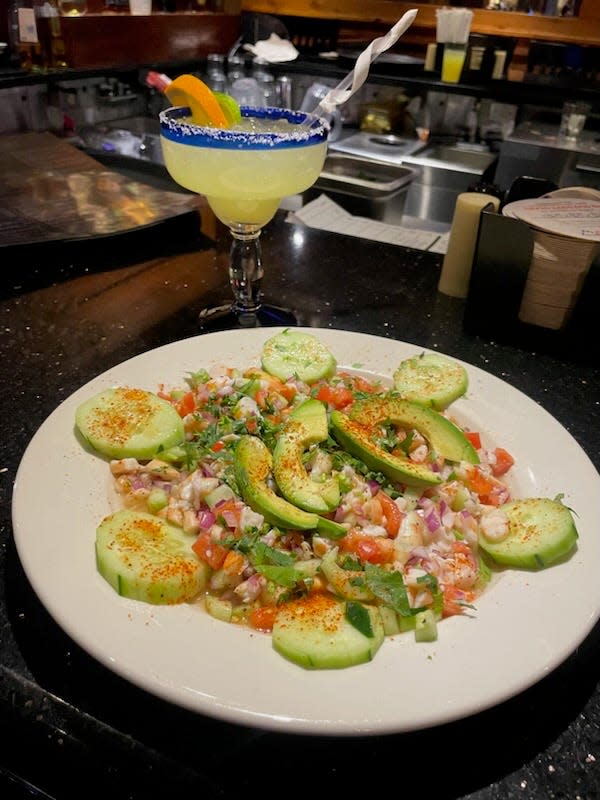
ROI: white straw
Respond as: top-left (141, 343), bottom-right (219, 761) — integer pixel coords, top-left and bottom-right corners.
top-left (310, 9), bottom-right (419, 117)
top-left (435, 8), bottom-right (473, 45)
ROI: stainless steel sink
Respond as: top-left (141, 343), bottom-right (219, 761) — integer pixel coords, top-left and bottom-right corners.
top-left (402, 142), bottom-right (499, 224)
top-left (402, 143), bottom-right (498, 175)
top-left (328, 131), bottom-right (426, 164)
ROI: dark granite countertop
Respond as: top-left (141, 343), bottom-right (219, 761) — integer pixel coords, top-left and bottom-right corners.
top-left (1, 206), bottom-right (600, 799)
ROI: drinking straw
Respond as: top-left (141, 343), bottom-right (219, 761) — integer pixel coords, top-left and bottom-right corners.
top-left (435, 8), bottom-right (473, 44)
top-left (309, 9), bottom-right (419, 118)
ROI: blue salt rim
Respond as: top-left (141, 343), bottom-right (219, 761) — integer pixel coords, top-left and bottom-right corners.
top-left (159, 105), bottom-right (329, 149)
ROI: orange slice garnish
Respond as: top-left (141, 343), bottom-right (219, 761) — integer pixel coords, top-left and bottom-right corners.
top-left (165, 74), bottom-right (229, 128)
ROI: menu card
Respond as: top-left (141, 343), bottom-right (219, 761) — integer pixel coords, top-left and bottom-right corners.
top-left (0, 132), bottom-right (200, 247)
top-left (288, 194), bottom-right (448, 252)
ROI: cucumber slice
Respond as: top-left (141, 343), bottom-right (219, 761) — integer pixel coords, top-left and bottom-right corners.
top-left (96, 509), bottom-right (208, 604)
top-left (261, 330), bottom-right (337, 384)
top-left (393, 353), bottom-right (468, 410)
top-left (76, 387), bottom-right (184, 460)
top-left (478, 497), bottom-right (578, 570)
top-left (272, 594), bottom-right (384, 669)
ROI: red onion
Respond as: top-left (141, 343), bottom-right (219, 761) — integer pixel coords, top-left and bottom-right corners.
top-left (367, 480), bottom-right (380, 496)
top-left (197, 509), bottom-right (216, 529)
top-left (424, 508), bottom-right (441, 533)
top-left (334, 507), bottom-right (346, 523)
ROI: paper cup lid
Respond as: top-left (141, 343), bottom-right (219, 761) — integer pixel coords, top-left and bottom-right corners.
top-left (502, 197), bottom-right (600, 241)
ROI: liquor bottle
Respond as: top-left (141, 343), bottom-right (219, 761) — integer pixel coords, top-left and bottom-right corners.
top-left (35, 0), bottom-right (68, 68)
top-left (8, 0), bottom-right (44, 71)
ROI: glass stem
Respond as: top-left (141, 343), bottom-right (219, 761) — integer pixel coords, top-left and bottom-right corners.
top-left (229, 228), bottom-right (263, 324)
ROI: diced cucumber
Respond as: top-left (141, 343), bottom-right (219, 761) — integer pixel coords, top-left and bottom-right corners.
top-left (393, 352), bottom-right (468, 411)
top-left (95, 509), bottom-right (208, 604)
top-left (414, 609), bottom-right (438, 642)
top-left (478, 497), bottom-right (578, 570)
top-left (378, 603), bottom-right (401, 636)
top-left (272, 594), bottom-right (384, 669)
top-left (261, 330), bottom-right (337, 384)
top-left (204, 484), bottom-right (236, 509)
top-left (76, 387), bottom-right (184, 460)
top-left (147, 487), bottom-right (168, 513)
top-left (205, 594), bottom-right (233, 623)
top-left (293, 558), bottom-right (321, 579)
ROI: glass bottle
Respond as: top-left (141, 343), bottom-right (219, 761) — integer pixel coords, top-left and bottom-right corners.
top-left (205, 52), bottom-right (227, 93)
top-left (226, 53), bottom-right (245, 89)
top-left (8, 0), bottom-right (44, 71)
top-left (251, 56), bottom-right (278, 107)
top-left (36, 0), bottom-right (67, 69)
top-left (57, 0), bottom-right (87, 16)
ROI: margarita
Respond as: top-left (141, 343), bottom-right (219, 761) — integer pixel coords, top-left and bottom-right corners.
top-left (159, 105), bottom-right (328, 325)
top-left (160, 108), bottom-right (328, 229)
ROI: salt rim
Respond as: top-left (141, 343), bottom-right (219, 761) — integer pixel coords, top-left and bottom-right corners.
top-left (159, 106), bottom-right (329, 149)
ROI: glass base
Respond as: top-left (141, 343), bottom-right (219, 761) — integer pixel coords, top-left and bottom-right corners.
top-left (198, 302), bottom-right (297, 331)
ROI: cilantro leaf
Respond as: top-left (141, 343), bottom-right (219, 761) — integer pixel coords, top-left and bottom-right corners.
top-left (255, 565), bottom-right (302, 588)
top-left (364, 563), bottom-right (412, 617)
top-left (345, 601), bottom-right (374, 638)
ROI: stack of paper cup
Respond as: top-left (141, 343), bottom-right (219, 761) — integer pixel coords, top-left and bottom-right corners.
top-left (502, 192), bottom-right (600, 330)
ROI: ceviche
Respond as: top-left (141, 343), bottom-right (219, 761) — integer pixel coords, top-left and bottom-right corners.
top-left (75, 330), bottom-right (578, 670)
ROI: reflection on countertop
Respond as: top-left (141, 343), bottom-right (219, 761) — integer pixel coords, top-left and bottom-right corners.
top-left (0, 131), bottom-right (198, 246)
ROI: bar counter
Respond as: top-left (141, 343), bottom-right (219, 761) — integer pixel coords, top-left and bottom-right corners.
top-left (1, 205), bottom-right (600, 799)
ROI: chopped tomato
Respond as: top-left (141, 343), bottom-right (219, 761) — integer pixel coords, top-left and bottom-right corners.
top-left (192, 532), bottom-right (227, 570)
top-left (211, 440), bottom-right (225, 452)
top-left (465, 467), bottom-right (502, 506)
top-left (245, 417), bottom-right (258, 434)
top-left (490, 447), bottom-right (514, 477)
top-left (213, 498), bottom-right (243, 532)
top-left (315, 384), bottom-right (354, 410)
top-left (175, 390), bottom-right (196, 417)
top-left (340, 531), bottom-right (394, 564)
top-left (222, 549), bottom-right (246, 576)
top-left (465, 467), bottom-right (495, 497)
top-left (276, 382), bottom-right (296, 402)
top-left (465, 431), bottom-right (481, 449)
top-left (249, 605), bottom-right (278, 632)
top-left (348, 375), bottom-right (379, 394)
top-left (376, 491), bottom-right (403, 537)
top-left (254, 388), bottom-right (268, 409)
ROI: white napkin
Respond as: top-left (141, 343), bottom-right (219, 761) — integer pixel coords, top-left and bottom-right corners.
top-left (244, 33), bottom-right (299, 63)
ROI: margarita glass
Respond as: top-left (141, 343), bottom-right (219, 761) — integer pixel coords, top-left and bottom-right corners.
top-left (159, 105), bottom-right (329, 327)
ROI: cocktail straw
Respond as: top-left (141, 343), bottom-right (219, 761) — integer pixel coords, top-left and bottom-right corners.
top-left (309, 9), bottom-right (419, 118)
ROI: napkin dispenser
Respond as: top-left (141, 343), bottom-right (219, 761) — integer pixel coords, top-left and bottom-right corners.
top-left (463, 208), bottom-right (600, 365)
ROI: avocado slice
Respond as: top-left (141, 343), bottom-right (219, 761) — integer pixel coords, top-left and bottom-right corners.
top-left (330, 410), bottom-right (442, 488)
top-left (349, 395), bottom-right (479, 465)
top-left (234, 435), bottom-right (346, 537)
top-left (273, 399), bottom-right (340, 514)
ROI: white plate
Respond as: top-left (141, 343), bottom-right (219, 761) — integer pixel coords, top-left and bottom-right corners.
top-left (12, 327), bottom-right (600, 736)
